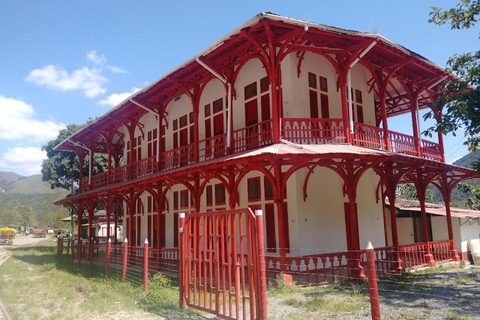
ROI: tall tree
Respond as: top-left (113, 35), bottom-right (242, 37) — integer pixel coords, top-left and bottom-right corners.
top-left (41, 120), bottom-right (109, 192)
top-left (425, 1), bottom-right (480, 169)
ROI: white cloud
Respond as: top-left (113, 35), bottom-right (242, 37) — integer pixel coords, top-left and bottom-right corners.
top-left (98, 87), bottom-right (141, 107)
top-left (107, 65), bottom-right (126, 74)
top-left (0, 147), bottom-right (47, 176)
top-left (0, 95), bottom-right (66, 141)
top-left (87, 50), bottom-right (106, 66)
top-left (25, 64), bottom-right (108, 98)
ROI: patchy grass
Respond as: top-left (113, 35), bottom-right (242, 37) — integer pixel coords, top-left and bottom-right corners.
top-left (0, 240), bottom-right (203, 319)
top-left (269, 280), bottom-right (369, 319)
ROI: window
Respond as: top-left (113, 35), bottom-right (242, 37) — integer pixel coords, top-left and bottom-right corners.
top-left (215, 184), bottom-right (226, 205)
top-left (248, 178), bottom-right (261, 202)
top-left (308, 72), bottom-right (329, 118)
top-left (147, 129), bottom-right (158, 158)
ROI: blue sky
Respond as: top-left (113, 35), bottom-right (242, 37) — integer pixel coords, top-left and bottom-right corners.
top-left (0, 1), bottom-right (477, 176)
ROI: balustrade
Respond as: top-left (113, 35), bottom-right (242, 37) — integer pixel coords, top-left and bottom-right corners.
top-left (80, 118), bottom-right (443, 193)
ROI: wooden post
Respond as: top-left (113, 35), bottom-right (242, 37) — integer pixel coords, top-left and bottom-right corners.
top-left (70, 238), bottom-right (74, 266)
top-left (366, 242), bottom-right (381, 320)
top-left (255, 210), bottom-right (268, 320)
top-left (179, 212), bottom-right (186, 308)
top-left (144, 238), bottom-right (149, 292)
top-left (78, 238), bottom-right (82, 270)
top-left (106, 238), bottom-right (112, 278)
top-left (122, 238), bottom-right (128, 282)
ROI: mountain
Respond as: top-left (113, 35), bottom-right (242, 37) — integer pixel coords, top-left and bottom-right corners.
top-left (0, 171), bottom-right (24, 192)
top-left (0, 172), bottom-right (69, 228)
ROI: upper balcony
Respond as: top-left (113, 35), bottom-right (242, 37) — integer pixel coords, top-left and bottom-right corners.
top-left (79, 118), bottom-right (442, 193)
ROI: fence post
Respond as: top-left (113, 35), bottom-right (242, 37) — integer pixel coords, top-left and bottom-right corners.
top-left (144, 238), bottom-right (149, 292)
top-left (70, 238), bottom-right (74, 266)
top-left (58, 237), bottom-right (63, 259)
top-left (255, 210), bottom-right (268, 320)
top-left (179, 212), bottom-right (186, 308)
top-left (89, 237), bottom-right (94, 273)
top-left (66, 237), bottom-right (70, 261)
top-left (106, 238), bottom-right (112, 278)
top-left (122, 238), bottom-right (128, 282)
top-left (366, 242), bottom-right (381, 320)
top-left (78, 238), bottom-right (82, 270)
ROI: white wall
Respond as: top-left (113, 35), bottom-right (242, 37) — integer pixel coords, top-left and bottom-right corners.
top-left (397, 218), bottom-right (415, 245)
top-left (357, 169), bottom-right (385, 249)
top-left (431, 216), bottom-right (449, 241)
top-left (460, 218), bottom-right (480, 254)
top-left (288, 166), bottom-right (348, 255)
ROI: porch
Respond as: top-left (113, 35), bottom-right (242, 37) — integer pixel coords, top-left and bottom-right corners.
top-left (79, 118), bottom-right (443, 193)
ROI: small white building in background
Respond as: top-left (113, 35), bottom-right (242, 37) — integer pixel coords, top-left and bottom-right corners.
top-left (387, 199), bottom-right (480, 263)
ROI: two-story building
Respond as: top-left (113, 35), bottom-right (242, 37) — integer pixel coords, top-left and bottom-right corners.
top-left (55, 13), bottom-right (479, 284)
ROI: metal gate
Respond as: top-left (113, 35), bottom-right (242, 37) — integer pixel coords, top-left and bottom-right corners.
top-left (179, 208), bottom-right (268, 320)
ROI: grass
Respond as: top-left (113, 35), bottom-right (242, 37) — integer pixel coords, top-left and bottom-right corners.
top-left (0, 239), bottom-right (201, 319)
top-left (268, 278), bottom-right (370, 319)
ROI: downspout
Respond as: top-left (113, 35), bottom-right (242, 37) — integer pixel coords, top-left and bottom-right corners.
top-left (195, 57), bottom-right (233, 148)
top-left (68, 139), bottom-right (92, 185)
top-left (130, 99), bottom-right (160, 163)
top-left (347, 40), bottom-right (378, 135)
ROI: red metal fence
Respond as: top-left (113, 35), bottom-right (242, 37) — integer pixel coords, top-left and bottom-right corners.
top-left (180, 208), bottom-right (268, 320)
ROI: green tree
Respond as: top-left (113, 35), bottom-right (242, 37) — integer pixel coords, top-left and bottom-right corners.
top-left (41, 119), bottom-right (109, 192)
top-left (396, 183), bottom-right (434, 201)
top-left (425, 1), bottom-right (480, 170)
top-left (457, 182), bottom-right (480, 209)
top-left (0, 206), bottom-right (22, 226)
top-left (16, 205), bottom-right (36, 227)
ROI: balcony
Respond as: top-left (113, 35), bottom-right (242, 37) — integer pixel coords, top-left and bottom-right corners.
top-left (80, 118), bottom-right (442, 193)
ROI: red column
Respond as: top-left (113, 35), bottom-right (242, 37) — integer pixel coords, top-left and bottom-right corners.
top-left (77, 210), bottom-right (82, 268)
top-left (179, 212), bottom-right (185, 308)
top-left (339, 75), bottom-right (351, 143)
top-left (269, 72), bottom-right (280, 144)
top-left (410, 98), bottom-right (423, 157)
top-left (418, 187), bottom-right (435, 266)
top-left (379, 90), bottom-right (391, 150)
top-left (122, 238), bottom-right (128, 282)
top-left (88, 210), bottom-right (93, 273)
top-left (387, 191), bottom-right (403, 272)
top-left (143, 239), bottom-right (149, 292)
top-left (106, 238), bottom-right (112, 278)
top-left (255, 210), bottom-right (268, 320)
top-left (366, 242), bottom-right (382, 320)
top-left (443, 192), bottom-right (461, 261)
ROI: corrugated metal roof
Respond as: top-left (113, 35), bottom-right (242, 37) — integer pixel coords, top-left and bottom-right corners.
top-left (389, 199), bottom-right (480, 219)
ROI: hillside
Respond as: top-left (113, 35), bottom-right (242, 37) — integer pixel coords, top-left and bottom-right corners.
top-left (0, 172), bottom-right (69, 228)
top-left (0, 171), bottom-right (24, 192)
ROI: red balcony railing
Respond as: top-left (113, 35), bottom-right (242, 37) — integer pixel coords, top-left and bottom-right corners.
top-left (232, 120), bottom-right (273, 153)
top-left (353, 123), bottom-right (385, 150)
top-left (281, 118), bottom-right (345, 144)
top-left (198, 133), bottom-right (227, 161)
top-left (160, 143), bottom-right (195, 171)
top-left (82, 118), bottom-right (443, 193)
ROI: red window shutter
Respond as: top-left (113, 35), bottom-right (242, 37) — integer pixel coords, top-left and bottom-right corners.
top-left (136, 215), bottom-right (141, 246)
top-left (309, 90), bottom-right (318, 118)
top-left (261, 94), bottom-right (270, 121)
top-left (265, 204), bottom-right (277, 253)
top-left (282, 203), bottom-right (290, 253)
top-left (320, 94), bottom-right (329, 118)
top-left (173, 212), bottom-right (179, 248)
top-left (356, 105), bottom-right (364, 124)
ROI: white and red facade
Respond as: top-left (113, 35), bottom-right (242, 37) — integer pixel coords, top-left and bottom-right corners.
top-left (55, 13), bottom-right (479, 283)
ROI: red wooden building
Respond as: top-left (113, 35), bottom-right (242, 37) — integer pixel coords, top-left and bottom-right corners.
top-left (55, 13), bottom-right (479, 284)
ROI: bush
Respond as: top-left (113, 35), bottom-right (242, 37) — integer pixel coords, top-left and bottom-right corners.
top-left (138, 273), bottom-right (177, 310)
